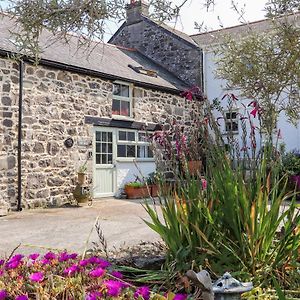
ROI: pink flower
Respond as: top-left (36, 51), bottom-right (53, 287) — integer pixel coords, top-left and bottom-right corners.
top-left (6, 260), bottom-right (21, 269)
top-left (0, 290), bottom-right (7, 300)
top-left (58, 252), bottom-right (70, 262)
top-left (103, 280), bottom-right (126, 297)
top-left (40, 259), bottom-right (50, 265)
top-left (11, 254), bottom-right (24, 262)
top-left (63, 264), bottom-right (80, 276)
top-left (88, 257), bottom-right (111, 268)
top-left (134, 286), bottom-right (150, 300)
top-left (174, 294), bottom-right (188, 300)
top-left (29, 253), bottom-right (39, 261)
top-left (79, 259), bottom-right (89, 267)
top-left (0, 260), bottom-right (4, 266)
top-left (44, 252), bottom-right (56, 260)
top-left (29, 272), bottom-right (44, 282)
top-left (89, 268), bottom-right (105, 278)
top-left (16, 296), bottom-right (29, 300)
top-left (68, 253), bottom-right (78, 260)
top-left (201, 178), bottom-right (207, 190)
top-left (111, 271), bottom-right (123, 279)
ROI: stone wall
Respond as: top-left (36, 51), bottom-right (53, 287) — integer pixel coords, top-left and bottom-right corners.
top-left (0, 56), bottom-right (201, 209)
top-left (110, 17), bottom-right (203, 88)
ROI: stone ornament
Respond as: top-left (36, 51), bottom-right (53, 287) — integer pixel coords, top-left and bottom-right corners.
top-left (64, 137), bottom-right (74, 148)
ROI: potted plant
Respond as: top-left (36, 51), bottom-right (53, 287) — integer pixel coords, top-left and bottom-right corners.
top-left (124, 181), bottom-right (149, 199)
top-left (282, 150), bottom-right (300, 189)
top-left (77, 163), bottom-right (87, 186)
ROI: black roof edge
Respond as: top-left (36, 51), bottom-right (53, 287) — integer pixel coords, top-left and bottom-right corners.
top-left (0, 48), bottom-right (183, 95)
top-left (142, 16), bottom-right (200, 50)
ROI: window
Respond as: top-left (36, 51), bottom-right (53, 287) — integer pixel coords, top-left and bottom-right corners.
top-left (225, 111), bottom-right (239, 133)
top-left (112, 83), bottom-right (132, 117)
top-left (95, 131), bottom-right (113, 164)
top-left (117, 130), bottom-right (153, 159)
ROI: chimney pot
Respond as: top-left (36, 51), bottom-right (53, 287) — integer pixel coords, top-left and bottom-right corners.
top-left (126, 0), bottom-right (149, 24)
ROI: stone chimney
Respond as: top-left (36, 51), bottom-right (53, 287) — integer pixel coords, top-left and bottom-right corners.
top-left (126, 0), bottom-right (149, 25)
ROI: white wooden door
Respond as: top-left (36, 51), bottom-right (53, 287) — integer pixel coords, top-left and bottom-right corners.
top-left (93, 128), bottom-right (116, 198)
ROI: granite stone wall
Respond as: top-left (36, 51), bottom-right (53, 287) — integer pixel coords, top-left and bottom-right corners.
top-left (0, 57), bottom-right (201, 209)
top-left (110, 18), bottom-right (203, 88)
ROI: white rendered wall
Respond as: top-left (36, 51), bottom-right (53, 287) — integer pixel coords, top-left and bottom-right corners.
top-left (204, 50), bottom-right (300, 152)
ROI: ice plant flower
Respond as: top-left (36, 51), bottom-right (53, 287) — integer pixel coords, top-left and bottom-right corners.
top-left (63, 264), bottom-right (80, 276)
top-left (6, 260), bottom-right (21, 269)
top-left (79, 259), bottom-right (89, 267)
top-left (40, 259), bottom-right (50, 265)
top-left (16, 296), bottom-right (29, 300)
top-left (103, 280), bottom-right (125, 297)
top-left (11, 254), bottom-right (24, 262)
top-left (111, 271), bottom-right (123, 279)
top-left (0, 260), bottom-right (4, 266)
top-left (0, 290), bottom-right (7, 300)
top-left (29, 253), bottom-right (39, 261)
top-left (68, 253), bottom-right (78, 260)
top-left (174, 294), bottom-right (188, 300)
top-left (29, 272), bottom-right (44, 282)
top-left (134, 286), bottom-right (150, 300)
top-left (44, 252), bottom-right (56, 260)
top-left (58, 252), bottom-right (70, 262)
top-left (89, 267), bottom-right (105, 278)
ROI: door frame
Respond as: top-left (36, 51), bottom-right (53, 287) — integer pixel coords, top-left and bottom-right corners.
top-left (92, 126), bottom-right (117, 198)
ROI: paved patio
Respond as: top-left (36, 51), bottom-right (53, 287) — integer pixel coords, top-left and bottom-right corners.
top-left (0, 198), bottom-right (161, 257)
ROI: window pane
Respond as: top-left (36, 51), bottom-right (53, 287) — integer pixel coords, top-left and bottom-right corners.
top-left (102, 154), bottom-right (107, 164)
top-left (102, 132), bottom-right (107, 142)
top-left (101, 143), bottom-right (107, 153)
top-left (232, 122), bottom-right (238, 131)
top-left (120, 85), bottom-right (129, 97)
top-left (148, 147), bottom-right (153, 158)
top-left (113, 83), bottom-right (121, 95)
top-left (96, 132), bottom-right (101, 141)
top-left (108, 143), bottom-right (112, 153)
top-left (96, 154), bottom-right (101, 164)
top-left (137, 145), bottom-right (145, 158)
top-left (117, 145), bottom-right (126, 157)
top-left (112, 99), bottom-right (120, 115)
top-left (96, 143), bottom-right (101, 153)
top-left (128, 131), bottom-right (135, 141)
top-left (127, 145), bottom-right (136, 157)
top-left (108, 132), bottom-right (112, 142)
top-left (108, 154), bottom-right (113, 164)
top-left (120, 101), bottom-right (130, 116)
top-left (138, 132), bottom-right (147, 142)
top-left (119, 131), bottom-right (126, 141)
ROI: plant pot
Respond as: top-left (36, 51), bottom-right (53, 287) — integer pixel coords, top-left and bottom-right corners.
top-left (78, 173), bottom-right (86, 185)
top-left (125, 185), bottom-right (149, 199)
top-left (188, 160), bottom-right (202, 176)
top-left (150, 184), bottom-right (159, 197)
top-left (73, 184), bottom-right (89, 203)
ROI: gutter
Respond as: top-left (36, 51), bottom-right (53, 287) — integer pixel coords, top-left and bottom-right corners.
top-left (0, 49), bottom-right (183, 95)
top-left (17, 60), bottom-right (24, 211)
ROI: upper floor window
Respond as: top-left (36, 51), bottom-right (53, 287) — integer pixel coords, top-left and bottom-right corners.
top-left (112, 82), bottom-right (132, 117)
top-left (225, 111), bottom-right (239, 133)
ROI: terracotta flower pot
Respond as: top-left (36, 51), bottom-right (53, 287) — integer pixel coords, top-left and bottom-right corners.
top-left (150, 184), bottom-right (159, 197)
top-left (125, 185), bottom-right (149, 199)
top-left (78, 173), bottom-right (86, 185)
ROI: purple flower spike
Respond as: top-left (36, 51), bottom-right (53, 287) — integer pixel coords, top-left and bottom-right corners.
top-left (174, 294), bottom-right (188, 300)
top-left (111, 271), bottom-right (123, 279)
top-left (89, 268), bottom-right (105, 278)
top-left (44, 251), bottom-right (56, 260)
top-left (0, 290), bottom-right (7, 300)
top-left (104, 280), bottom-right (125, 297)
top-left (29, 272), bottom-right (44, 282)
top-left (29, 253), bottom-right (39, 261)
top-left (63, 264), bottom-right (80, 276)
top-left (134, 286), bottom-right (150, 300)
top-left (16, 296), bottom-right (29, 300)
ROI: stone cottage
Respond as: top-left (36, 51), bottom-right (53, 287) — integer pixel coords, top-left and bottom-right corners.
top-left (0, 7), bottom-right (203, 211)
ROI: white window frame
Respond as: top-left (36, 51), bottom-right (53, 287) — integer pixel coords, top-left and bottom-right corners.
top-left (112, 81), bottom-right (133, 120)
top-left (224, 110), bottom-right (239, 134)
top-left (116, 130), bottom-right (154, 162)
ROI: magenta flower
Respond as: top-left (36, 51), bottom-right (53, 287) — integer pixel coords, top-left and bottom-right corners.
top-left (44, 251), bottom-right (56, 260)
top-left (0, 260), bottom-right (4, 266)
top-left (58, 252), bottom-right (70, 262)
top-left (85, 291), bottom-right (102, 300)
top-left (103, 280), bottom-right (125, 297)
top-left (134, 286), bottom-right (150, 300)
top-left (29, 272), bottom-right (44, 282)
top-left (111, 271), bottom-right (123, 279)
top-left (89, 268), bottom-right (105, 278)
top-left (0, 290), bottom-right (7, 300)
top-left (11, 254), bottom-right (24, 262)
top-left (16, 296), bottom-right (29, 300)
top-left (40, 259), bottom-right (50, 265)
top-left (63, 265), bottom-right (80, 276)
top-left (69, 253), bottom-right (78, 259)
top-left (6, 260), bottom-right (21, 269)
top-left (79, 259), bottom-right (89, 267)
top-left (88, 257), bottom-right (111, 268)
top-left (174, 294), bottom-right (188, 300)
top-left (29, 253), bottom-right (39, 261)
top-left (0, 269), bottom-right (4, 276)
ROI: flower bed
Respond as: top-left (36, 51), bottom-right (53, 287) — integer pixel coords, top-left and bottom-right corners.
top-left (0, 251), bottom-right (188, 299)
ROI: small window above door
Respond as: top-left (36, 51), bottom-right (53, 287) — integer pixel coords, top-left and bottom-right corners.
top-left (112, 82), bottom-right (132, 118)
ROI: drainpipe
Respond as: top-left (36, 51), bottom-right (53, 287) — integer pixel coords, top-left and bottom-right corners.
top-left (17, 60), bottom-right (24, 211)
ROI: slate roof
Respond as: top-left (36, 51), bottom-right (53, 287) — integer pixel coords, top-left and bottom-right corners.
top-left (0, 14), bottom-right (188, 92)
top-left (191, 12), bottom-right (300, 48)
